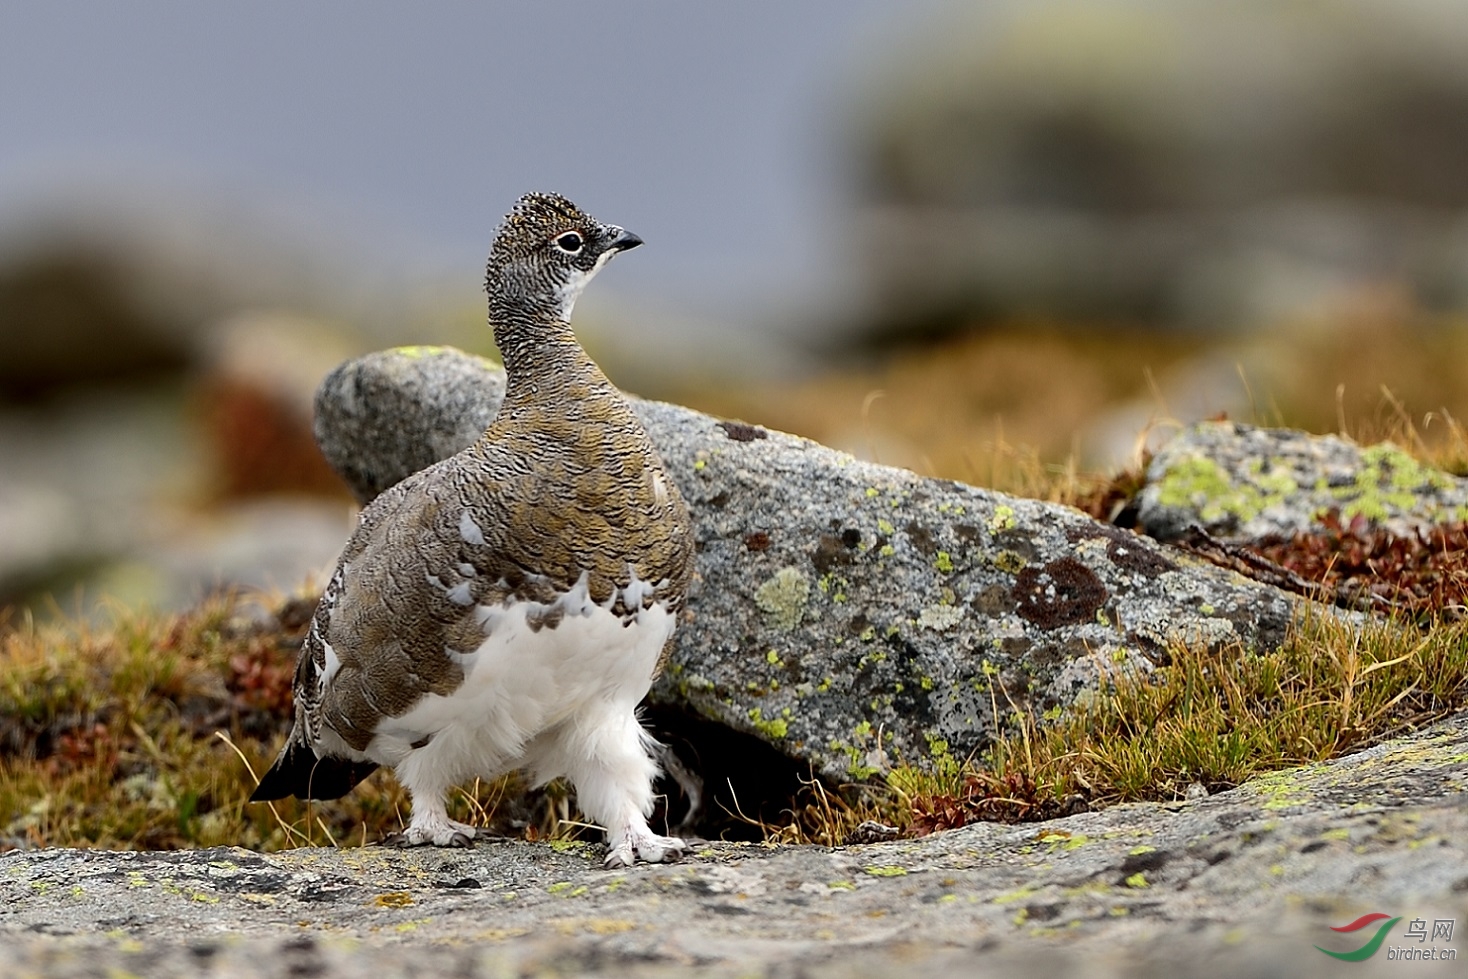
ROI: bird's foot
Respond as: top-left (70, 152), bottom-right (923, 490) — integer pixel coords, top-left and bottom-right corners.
top-left (385, 816), bottom-right (479, 848)
top-left (603, 823), bottom-right (687, 868)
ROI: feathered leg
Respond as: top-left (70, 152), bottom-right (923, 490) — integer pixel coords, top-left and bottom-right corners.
top-left (535, 708), bottom-right (685, 867)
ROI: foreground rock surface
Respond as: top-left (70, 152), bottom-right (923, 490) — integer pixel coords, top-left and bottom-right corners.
top-left (4, 713), bottom-right (1467, 977)
top-left (315, 348), bottom-right (1301, 781)
top-left (1139, 420), bottom-right (1468, 542)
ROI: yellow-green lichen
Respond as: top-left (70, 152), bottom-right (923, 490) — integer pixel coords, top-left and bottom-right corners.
top-left (1328, 443), bottom-right (1455, 523)
top-left (934, 551), bottom-right (954, 573)
top-left (991, 550), bottom-right (1026, 574)
top-left (988, 505), bottom-right (1016, 533)
top-left (818, 573), bottom-right (849, 603)
top-left (755, 567), bottom-right (810, 631)
top-left (864, 865), bottom-right (907, 877)
top-left (992, 886), bottom-right (1037, 905)
top-left (1154, 456), bottom-right (1297, 526)
top-left (392, 345), bottom-right (449, 360)
top-left (748, 707), bottom-right (788, 739)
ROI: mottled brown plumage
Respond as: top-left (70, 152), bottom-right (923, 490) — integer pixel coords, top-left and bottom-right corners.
top-left (252, 193), bottom-right (695, 866)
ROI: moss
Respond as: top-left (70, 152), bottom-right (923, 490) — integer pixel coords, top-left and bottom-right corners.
top-left (844, 748), bottom-right (880, 781)
top-left (754, 567), bottom-right (810, 631)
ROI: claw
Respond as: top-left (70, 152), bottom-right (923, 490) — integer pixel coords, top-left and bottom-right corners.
top-left (604, 828), bottom-right (687, 868)
top-left (384, 818), bottom-right (480, 847)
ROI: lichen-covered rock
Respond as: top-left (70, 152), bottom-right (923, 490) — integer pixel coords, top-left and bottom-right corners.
top-left (1138, 420), bottom-right (1468, 542)
top-left (314, 348), bottom-right (1301, 781)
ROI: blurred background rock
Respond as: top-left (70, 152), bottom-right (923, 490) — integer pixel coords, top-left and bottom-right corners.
top-left (3, 0), bottom-right (1468, 618)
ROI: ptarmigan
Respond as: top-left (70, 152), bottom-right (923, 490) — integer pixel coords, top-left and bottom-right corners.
top-left (250, 192), bottom-right (695, 868)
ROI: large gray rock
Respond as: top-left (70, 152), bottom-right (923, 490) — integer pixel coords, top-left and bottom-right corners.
top-left (312, 346), bottom-right (505, 506)
top-left (315, 347), bottom-right (1300, 783)
top-left (3, 711), bottom-right (1466, 977)
top-left (1138, 420), bottom-right (1468, 542)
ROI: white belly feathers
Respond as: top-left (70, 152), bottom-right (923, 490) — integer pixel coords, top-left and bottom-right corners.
top-left (356, 571), bottom-right (673, 784)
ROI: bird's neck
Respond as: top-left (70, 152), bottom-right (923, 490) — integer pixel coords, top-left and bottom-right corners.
top-left (492, 314), bottom-right (616, 412)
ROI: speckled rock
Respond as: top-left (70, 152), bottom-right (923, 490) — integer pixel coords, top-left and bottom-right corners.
top-left (313, 348), bottom-right (1304, 783)
top-left (312, 346), bottom-right (505, 505)
top-left (1138, 420), bottom-right (1468, 542)
top-left (3, 712), bottom-right (1466, 977)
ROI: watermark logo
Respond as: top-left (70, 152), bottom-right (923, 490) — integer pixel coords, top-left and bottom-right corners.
top-left (1316, 913), bottom-right (1457, 962)
top-left (1316, 913), bottom-right (1401, 962)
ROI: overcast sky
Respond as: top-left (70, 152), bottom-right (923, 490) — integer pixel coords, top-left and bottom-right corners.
top-left (0, 3), bottom-right (939, 325)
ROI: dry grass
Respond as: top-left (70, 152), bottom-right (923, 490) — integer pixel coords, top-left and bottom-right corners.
top-left (0, 596), bottom-right (585, 851)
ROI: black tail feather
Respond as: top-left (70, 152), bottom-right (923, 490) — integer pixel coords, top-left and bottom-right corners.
top-left (249, 738), bottom-right (379, 802)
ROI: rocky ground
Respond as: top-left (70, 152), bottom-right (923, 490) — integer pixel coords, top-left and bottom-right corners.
top-left (3, 710), bottom-right (1466, 977)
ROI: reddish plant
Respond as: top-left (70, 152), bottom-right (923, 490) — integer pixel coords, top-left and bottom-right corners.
top-left (1251, 509), bottom-right (1468, 620)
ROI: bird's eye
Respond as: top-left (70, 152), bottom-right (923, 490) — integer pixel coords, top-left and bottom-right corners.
top-left (553, 232), bottom-right (584, 254)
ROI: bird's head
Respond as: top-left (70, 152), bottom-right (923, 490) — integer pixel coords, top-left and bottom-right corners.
top-left (484, 192), bottom-right (642, 324)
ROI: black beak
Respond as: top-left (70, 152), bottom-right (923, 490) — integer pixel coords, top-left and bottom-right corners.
top-left (608, 229), bottom-right (643, 252)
